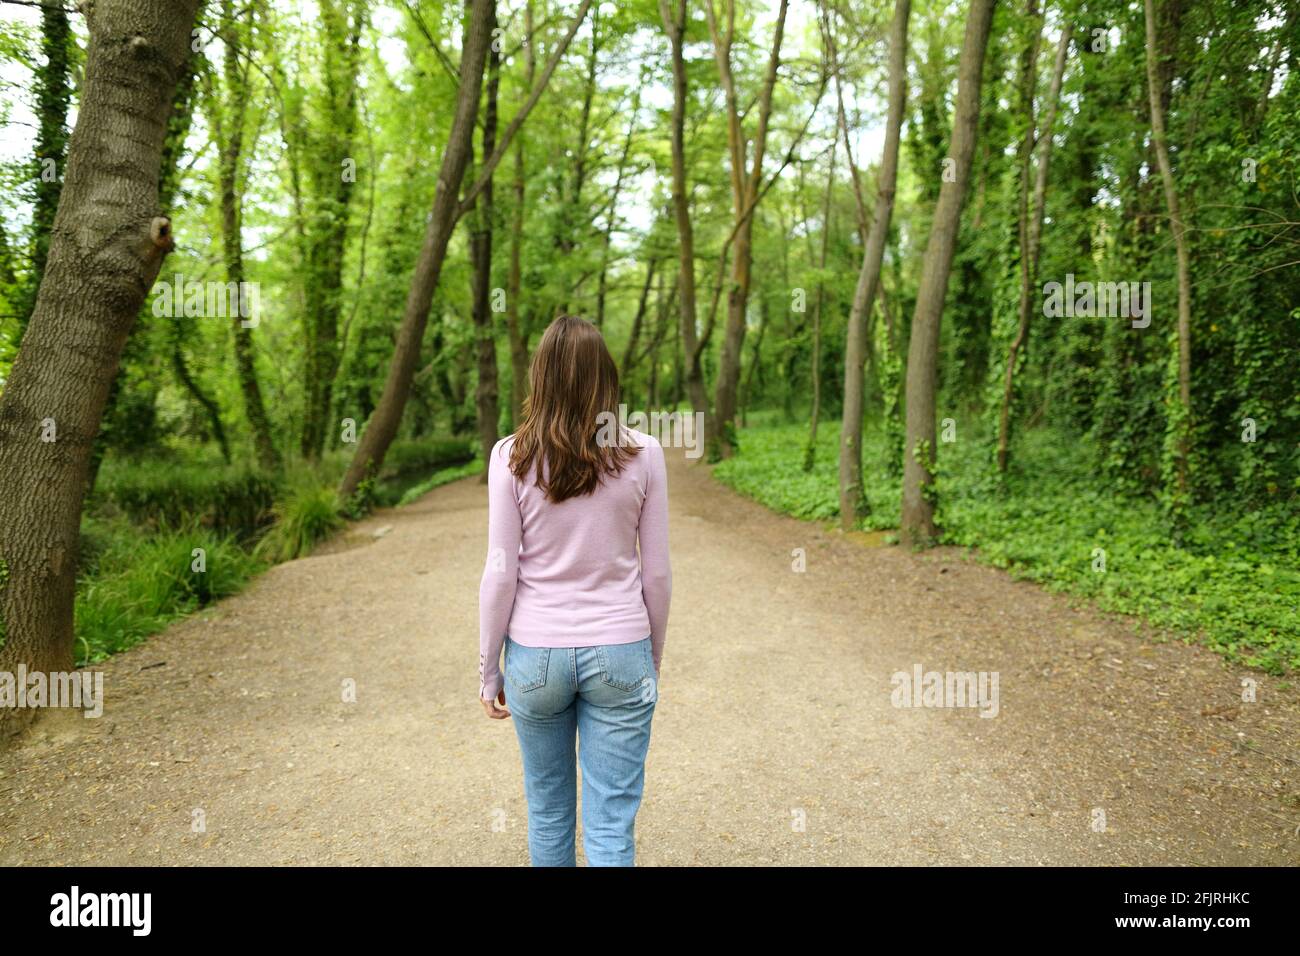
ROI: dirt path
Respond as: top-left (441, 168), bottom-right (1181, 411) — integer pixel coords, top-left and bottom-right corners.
top-left (2, 449), bottom-right (1296, 864)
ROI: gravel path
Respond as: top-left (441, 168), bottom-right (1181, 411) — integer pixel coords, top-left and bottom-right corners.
top-left (2, 448), bottom-right (1296, 864)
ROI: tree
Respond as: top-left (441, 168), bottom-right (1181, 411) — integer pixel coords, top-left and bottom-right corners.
top-left (504, 0), bottom-right (538, 427)
top-left (161, 35), bottom-right (232, 463)
top-left (338, 0), bottom-right (594, 501)
top-left (658, 0), bottom-right (713, 445)
top-left (899, 0), bottom-right (997, 546)
top-left (1143, 0), bottom-right (1193, 504)
top-left (208, 0), bottom-right (280, 470)
top-left (802, 139), bottom-right (836, 473)
top-left (995, 16), bottom-right (1071, 473)
top-left (468, 3), bottom-right (502, 477)
top-left (705, 0), bottom-right (791, 458)
top-left (0, 0), bottom-right (202, 733)
top-left (837, 0), bottom-right (910, 527)
top-left (300, 0), bottom-right (366, 461)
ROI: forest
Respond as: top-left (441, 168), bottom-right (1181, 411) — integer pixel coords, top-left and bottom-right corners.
top-left (0, 0), bottom-right (1297, 730)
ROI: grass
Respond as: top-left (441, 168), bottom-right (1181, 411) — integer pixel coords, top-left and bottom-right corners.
top-left (71, 435), bottom-right (478, 664)
top-left (397, 459), bottom-right (484, 505)
top-left (75, 519), bottom-right (265, 664)
top-left (714, 419), bottom-right (1300, 674)
top-left (95, 459), bottom-right (280, 540)
top-left (253, 482), bottom-right (345, 563)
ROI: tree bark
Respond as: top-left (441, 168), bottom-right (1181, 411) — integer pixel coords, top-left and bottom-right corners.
top-left (899, 0), bottom-right (996, 547)
top-left (0, 0), bottom-right (200, 734)
top-left (838, 0), bottom-right (909, 526)
top-left (338, 0), bottom-right (493, 500)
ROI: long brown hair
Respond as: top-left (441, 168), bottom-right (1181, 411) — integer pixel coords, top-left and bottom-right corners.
top-left (508, 314), bottom-right (640, 502)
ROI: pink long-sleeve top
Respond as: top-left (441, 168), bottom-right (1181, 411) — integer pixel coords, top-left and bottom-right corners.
top-left (478, 428), bottom-right (672, 701)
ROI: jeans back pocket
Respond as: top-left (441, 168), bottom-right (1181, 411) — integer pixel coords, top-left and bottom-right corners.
top-left (596, 638), bottom-right (653, 692)
top-left (505, 637), bottom-right (550, 692)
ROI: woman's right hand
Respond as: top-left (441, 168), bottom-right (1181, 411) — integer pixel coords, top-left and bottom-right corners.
top-left (480, 689), bottom-right (511, 719)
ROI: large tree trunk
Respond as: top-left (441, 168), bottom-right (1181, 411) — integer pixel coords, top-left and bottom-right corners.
top-left (1143, 0), bottom-right (1193, 502)
top-left (899, 0), bottom-right (996, 546)
top-left (212, 0), bottom-right (280, 471)
top-left (468, 8), bottom-right (501, 481)
top-left (339, 0), bottom-right (592, 500)
top-left (838, 0), bottom-right (909, 527)
top-left (997, 20), bottom-right (1070, 473)
top-left (0, 0), bottom-right (200, 735)
top-left (658, 0), bottom-right (712, 436)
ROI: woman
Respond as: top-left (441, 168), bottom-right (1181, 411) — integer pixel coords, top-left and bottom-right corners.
top-left (478, 314), bottom-right (672, 867)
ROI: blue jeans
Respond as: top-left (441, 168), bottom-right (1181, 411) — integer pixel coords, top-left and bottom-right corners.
top-left (503, 635), bottom-right (658, 866)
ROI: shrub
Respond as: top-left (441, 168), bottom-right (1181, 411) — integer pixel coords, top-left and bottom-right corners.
top-left (96, 460), bottom-right (281, 540)
top-left (254, 483), bottom-right (344, 563)
top-left (381, 436), bottom-right (476, 479)
top-left (397, 459), bottom-right (484, 505)
top-left (714, 420), bottom-right (1300, 673)
top-left (74, 522), bottom-right (263, 663)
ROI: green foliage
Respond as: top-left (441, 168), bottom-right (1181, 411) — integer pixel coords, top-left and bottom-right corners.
top-left (95, 460), bottom-right (281, 541)
top-left (255, 483), bottom-right (344, 563)
top-left (66, 427), bottom-right (479, 662)
top-left (396, 459), bottom-right (485, 506)
top-left (715, 424), bottom-right (898, 525)
top-left (877, 339), bottom-right (905, 479)
top-left (340, 475), bottom-right (377, 521)
top-left (381, 436), bottom-right (475, 480)
top-left (716, 422), bottom-right (1300, 674)
top-left (74, 519), bottom-right (264, 664)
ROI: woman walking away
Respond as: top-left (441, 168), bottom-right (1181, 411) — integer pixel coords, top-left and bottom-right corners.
top-left (478, 314), bottom-right (672, 867)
